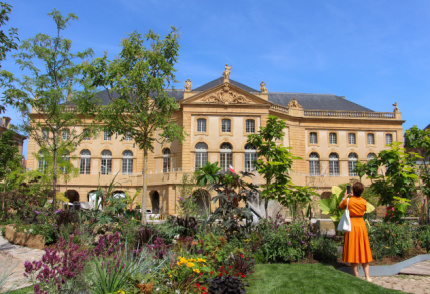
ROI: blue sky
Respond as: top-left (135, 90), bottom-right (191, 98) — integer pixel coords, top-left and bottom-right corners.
top-left (3, 0), bottom-right (430, 158)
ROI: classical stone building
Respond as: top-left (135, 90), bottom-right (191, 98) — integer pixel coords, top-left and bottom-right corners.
top-left (26, 67), bottom-right (404, 216)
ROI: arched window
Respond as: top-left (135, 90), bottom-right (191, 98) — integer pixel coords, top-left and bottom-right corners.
top-left (367, 133), bottom-right (375, 145)
top-left (220, 143), bottom-right (233, 171)
top-left (244, 143), bottom-right (257, 172)
top-left (329, 153), bottom-right (339, 176)
top-left (348, 153), bottom-right (358, 176)
top-left (195, 142), bottom-right (208, 170)
top-left (246, 119), bottom-right (255, 133)
top-left (197, 118), bottom-right (206, 133)
top-left (348, 133), bottom-right (356, 145)
top-left (122, 150), bottom-right (133, 174)
top-left (309, 152), bottom-right (320, 176)
top-left (163, 149), bottom-right (170, 173)
top-left (367, 153), bottom-right (376, 161)
top-left (101, 150), bottom-right (112, 175)
top-left (62, 128), bottom-right (70, 141)
top-left (386, 134), bottom-right (393, 145)
top-left (221, 119), bottom-right (231, 133)
top-left (38, 150), bottom-right (48, 172)
top-left (329, 132), bottom-right (337, 144)
top-left (80, 149), bottom-right (91, 174)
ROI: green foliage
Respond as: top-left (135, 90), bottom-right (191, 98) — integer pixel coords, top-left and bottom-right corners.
top-left (1, 9), bottom-right (99, 211)
top-left (318, 186), bottom-right (346, 230)
top-left (176, 174), bottom-right (200, 218)
top-left (247, 115), bottom-right (316, 218)
top-left (255, 219), bottom-right (312, 263)
top-left (84, 27), bottom-right (185, 224)
top-left (355, 142), bottom-right (418, 208)
top-left (311, 236), bottom-right (338, 263)
top-left (124, 188), bottom-right (141, 211)
top-left (418, 225), bottom-right (430, 252)
top-left (201, 163), bottom-right (257, 239)
top-left (195, 162), bottom-right (221, 187)
top-left (368, 222), bottom-right (417, 260)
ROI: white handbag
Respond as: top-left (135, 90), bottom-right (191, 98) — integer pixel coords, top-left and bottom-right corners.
top-left (337, 198), bottom-right (352, 233)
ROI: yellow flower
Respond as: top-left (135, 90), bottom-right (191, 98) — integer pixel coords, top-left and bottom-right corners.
top-left (169, 274), bottom-right (173, 278)
top-left (186, 262), bottom-right (195, 268)
top-left (189, 258), bottom-right (196, 262)
top-left (197, 258), bottom-right (206, 263)
top-left (385, 246), bottom-right (390, 249)
top-left (193, 268), bottom-right (200, 273)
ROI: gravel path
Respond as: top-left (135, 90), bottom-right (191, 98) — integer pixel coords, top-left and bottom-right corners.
top-left (371, 275), bottom-right (430, 294)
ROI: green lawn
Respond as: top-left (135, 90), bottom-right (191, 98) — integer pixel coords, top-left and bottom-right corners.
top-left (7, 286), bottom-right (33, 294)
top-left (247, 264), bottom-right (403, 294)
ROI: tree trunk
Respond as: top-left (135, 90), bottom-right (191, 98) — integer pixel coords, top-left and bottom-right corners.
top-left (265, 199), bottom-right (268, 219)
top-left (52, 148), bottom-right (58, 213)
top-left (141, 150), bottom-right (148, 225)
top-left (2, 164), bottom-right (6, 211)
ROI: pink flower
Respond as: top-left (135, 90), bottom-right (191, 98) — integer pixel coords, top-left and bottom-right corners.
top-left (391, 207), bottom-right (395, 211)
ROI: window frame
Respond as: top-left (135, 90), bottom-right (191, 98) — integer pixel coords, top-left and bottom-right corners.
top-left (79, 149), bottom-right (91, 175)
top-left (245, 119), bottom-right (255, 134)
top-left (329, 152), bottom-right (340, 176)
top-left (244, 143), bottom-right (257, 172)
top-left (197, 118), bottom-right (207, 133)
top-left (348, 132), bottom-right (357, 145)
top-left (100, 150), bottom-right (112, 175)
top-left (385, 133), bottom-right (393, 145)
top-left (220, 143), bottom-right (233, 172)
top-left (195, 142), bottom-right (208, 170)
top-left (367, 133), bottom-right (375, 145)
top-left (163, 148), bottom-right (171, 173)
top-left (122, 150), bottom-right (133, 174)
top-left (329, 132), bottom-right (338, 145)
top-left (348, 153), bottom-right (358, 176)
top-left (309, 152), bottom-right (320, 176)
top-left (221, 119), bottom-right (231, 133)
top-left (309, 132), bottom-right (318, 145)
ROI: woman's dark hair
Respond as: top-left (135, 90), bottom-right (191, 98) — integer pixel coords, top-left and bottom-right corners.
top-left (352, 182), bottom-right (364, 197)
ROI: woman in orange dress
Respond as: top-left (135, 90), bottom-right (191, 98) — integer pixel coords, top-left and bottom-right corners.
top-left (339, 182), bottom-right (373, 281)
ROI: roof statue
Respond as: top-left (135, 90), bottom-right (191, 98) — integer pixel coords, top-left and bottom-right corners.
top-left (184, 78), bottom-right (192, 91)
top-left (223, 64), bottom-right (232, 83)
top-left (287, 98), bottom-right (303, 109)
top-left (393, 102), bottom-right (399, 112)
top-left (260, 81), bottom-right (267, 93)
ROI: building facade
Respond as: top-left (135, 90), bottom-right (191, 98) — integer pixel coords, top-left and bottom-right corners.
top-left (26, 69), bottom-right (404, 216)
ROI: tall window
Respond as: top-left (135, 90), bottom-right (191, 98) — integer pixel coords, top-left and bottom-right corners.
top-left (244, 143), bottom-right (257, 172)
top-left (367, 153), bottom-right (376, 161)
top-left (367, 133), bottom-right (375, 145)
top-left (82, 128), bottom-right (90, 141)
top-left (80, 149), bottom-right (91, 174)
top-left (310, 132), bottom-right (317, 144)
top-left (348, 133), bottom-right (356, 145)
top-left (122, 150), bottom-right (133, 174)
top-left (101, 150), bottom-right (112, 175)
top-left (220, 143), bottom-right (233, 171)
top-left (348, 153), bottom-right (358, 176)
top-left (60, 150), bottom-right (70, 174)
top-left (62, 128), bottom-right (70, 141)
top-left (309, 152), bottom-right (320, 176)
top-left (38, 150), bottom-right (48, 172)
top-left (197, 119), bottom-right (206, 133)
top-left (246, 119), bottom-right (255, 133)
top-left (329, 153), bottom-right (339, 176)
top-left (195, 142), bottom-right (208, 170)
top-left (124, 132), bottom-right (133, 141)
top-left (163, 149), bottom-right (170, 173)
top-left (104, 130), bottom-right (111, 141)
top-left (42, 128), bottom-right (49, 140)
top-left (221, 119), bottom-right (231, 133)
top-left (329, 132), bottom-right (337, 144)
top-left (386, 134), bottom-right (393, 145)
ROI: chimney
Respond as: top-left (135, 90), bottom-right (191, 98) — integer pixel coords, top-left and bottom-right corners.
top-left (1, 117), bottom-right (11, 129)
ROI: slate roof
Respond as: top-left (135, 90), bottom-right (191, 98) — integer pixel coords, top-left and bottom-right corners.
top-left (194, 77), bottom-right (258, 92)
top-left (95, 79), bottom-right (374, 112)
top-left (269, 92), bottom-right (373, 112)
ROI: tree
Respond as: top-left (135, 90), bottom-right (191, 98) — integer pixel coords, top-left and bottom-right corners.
top-left (0, 2), bottom-right (19, 113)
top-left (247, 115), bottom-right (317, 219)
top-left (84, 28), bottom-right (185, 224)
top-left (355, 142), bottom-right (418, 208)
top-left (1, 10), bottom-right (98, 212)
top-left (0, 129), bottom-right (24, 208)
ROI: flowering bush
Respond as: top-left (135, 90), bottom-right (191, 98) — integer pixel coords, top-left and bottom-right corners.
top-left (24, 236), bottom-right (89, 294)
top-left (384, 197), bottom-right (411, 223)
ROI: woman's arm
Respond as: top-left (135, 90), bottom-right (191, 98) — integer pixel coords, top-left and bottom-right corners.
top-left (339, 196), bottom-right (348, 210)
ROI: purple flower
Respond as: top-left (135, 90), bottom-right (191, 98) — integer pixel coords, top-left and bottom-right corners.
top-left (288, 241), bottom-right (291, 245)
top-left (55, 209), bottom-right (62, 214)
top-left (301, 241), bottom-right (305, 244)
top-left (34, 210), bottom-right (40, 214)
top-left (178, 196), bottom-right (183, 201)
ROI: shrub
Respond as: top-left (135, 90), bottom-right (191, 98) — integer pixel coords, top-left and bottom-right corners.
top-left (418, 225), bottom-right (430, 252)
top-left (368, 222), bottom-right (416, 259)
top-left (256, 219), bottom-right (312, 263)
top-left (207, 275), bottom-right (246, 294)
top-left (311, 236), bottom-right (338, 263)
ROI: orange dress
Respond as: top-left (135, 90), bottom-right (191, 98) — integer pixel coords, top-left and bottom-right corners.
top-left (339, 196), bottom-right (373, 264)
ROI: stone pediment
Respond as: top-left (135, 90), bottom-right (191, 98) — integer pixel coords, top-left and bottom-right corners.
top-left (182, 83), bottom-right (270, 105)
